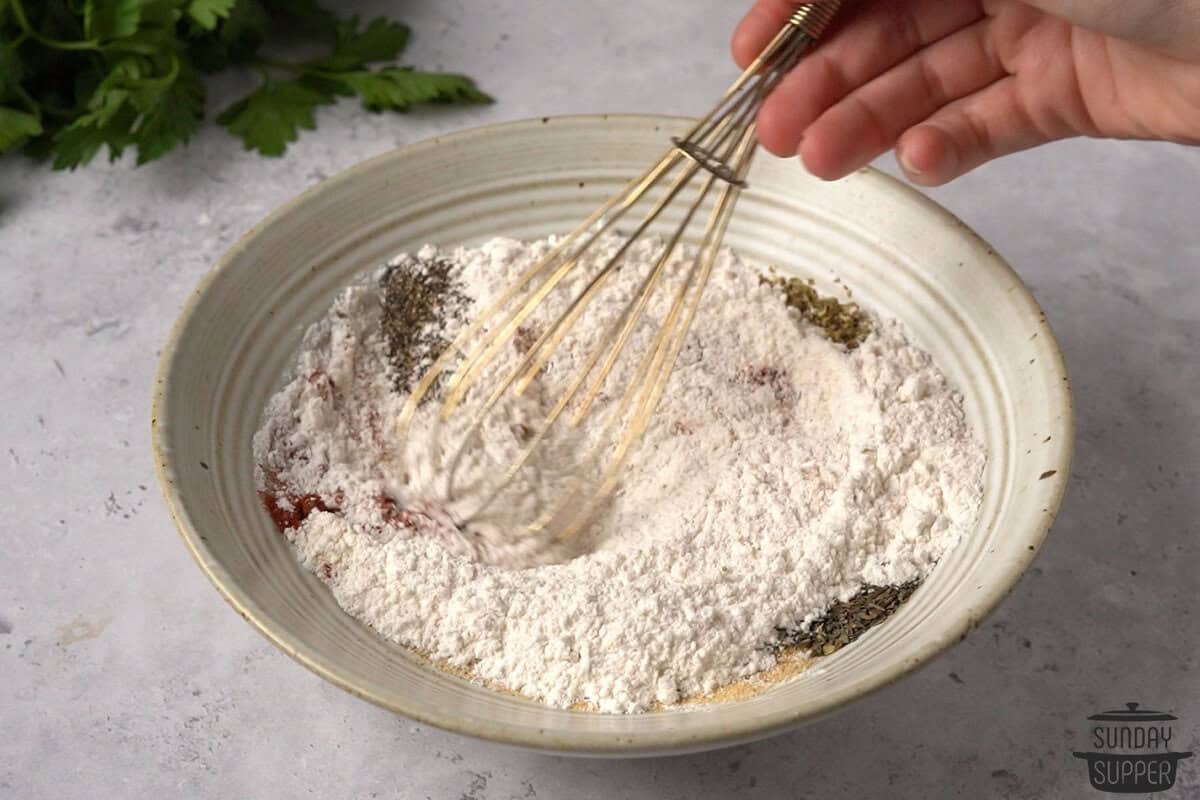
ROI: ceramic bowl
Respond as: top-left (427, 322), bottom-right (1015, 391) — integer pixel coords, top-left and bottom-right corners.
top-left (152, 114), bottom-right (1072, 755)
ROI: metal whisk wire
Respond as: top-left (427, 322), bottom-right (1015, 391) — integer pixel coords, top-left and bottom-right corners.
top-left (398, 2), bottom-right (844, 553)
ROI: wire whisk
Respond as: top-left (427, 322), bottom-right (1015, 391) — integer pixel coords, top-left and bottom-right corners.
top-left (398, 2), bottom-right (844, 564)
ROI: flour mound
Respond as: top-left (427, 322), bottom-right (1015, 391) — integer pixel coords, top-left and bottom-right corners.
top-left (253, 235), bottom-right (986, 713)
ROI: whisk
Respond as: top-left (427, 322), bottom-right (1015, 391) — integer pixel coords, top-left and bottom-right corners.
top-left (398, 2), bottom-right (845, 562)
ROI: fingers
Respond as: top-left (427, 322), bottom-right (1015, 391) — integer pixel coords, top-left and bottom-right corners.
top-left (732, 0), bottom-right (807, 69)
top-left (894, 78), bottom-right (1055, 185)
top-left (794, 18), bottom-right (1004, 179)
top-left (750, 0), bottom-right (985, 156)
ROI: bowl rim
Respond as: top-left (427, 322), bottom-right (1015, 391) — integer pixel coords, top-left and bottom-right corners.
top-left (151, 112), bottom-right (1074, 755)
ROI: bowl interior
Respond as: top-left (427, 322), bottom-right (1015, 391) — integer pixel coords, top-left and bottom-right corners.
top-left (153, 115), bottom-right (1072, 755)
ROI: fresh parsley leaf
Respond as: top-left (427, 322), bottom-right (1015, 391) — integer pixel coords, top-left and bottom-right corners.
top-left (133, 66), bottom-right (204, 164)
top-left (0, 107), bottom-right (43, 153)
top-left (0, 43), bottom-right (23, 98)
top-left (110, 23), bottom-right (182, 60)
top-left (337, 68), bottom-right (492, 112)
top-left (83, 0), bottom-right (142, 41)
top-left (5, 0), bottom-right (492, 167)
top-left (217, 79), bottom-right (333, 156)
top-left (49, 48), bottom-right (193, 168)
top-left (284, 74), bottom-right (353, 106)
top-left (51, 102), bottom-right (138, 169)
top-left (51, 122), bottom-right (110, 169)
top-left (85, 57), bottom-right (149, 124)
top-left (188, 0), bottom-right (270, 72)
top-left (315, 16), bottom-right (410, 72)
top-left (258, 0), bottom-right (338, 43)
top-left (139, 0), bottom-right (186, 29)
top-left (186, 0), bottom-right (236, 32)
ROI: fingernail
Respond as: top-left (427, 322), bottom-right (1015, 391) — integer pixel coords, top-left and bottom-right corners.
top-left (898, 147), bottom-right (923, 177)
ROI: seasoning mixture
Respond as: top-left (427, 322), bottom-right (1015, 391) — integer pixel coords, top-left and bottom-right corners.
top-left (253, 234), bottom-right (986, 712)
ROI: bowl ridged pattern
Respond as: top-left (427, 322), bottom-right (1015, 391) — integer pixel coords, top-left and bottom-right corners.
top-left (153, 115), bottom-right (1072, 755)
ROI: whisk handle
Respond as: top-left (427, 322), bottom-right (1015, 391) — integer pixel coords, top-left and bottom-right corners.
top-left (788, 1), bottom-right (844, 40)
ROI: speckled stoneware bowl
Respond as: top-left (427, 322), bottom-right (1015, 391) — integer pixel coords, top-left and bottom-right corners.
top-left (153, 114), bottom-right (1072, 756)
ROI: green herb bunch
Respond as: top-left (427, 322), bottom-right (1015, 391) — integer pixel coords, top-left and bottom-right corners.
top-left (0, 0), bottom-right (492, 169)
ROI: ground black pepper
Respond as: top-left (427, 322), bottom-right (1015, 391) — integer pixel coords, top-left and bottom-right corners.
top-left (379, 253), bottom-right (469, 391)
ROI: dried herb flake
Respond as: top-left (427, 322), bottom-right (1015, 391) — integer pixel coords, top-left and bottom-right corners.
top-left (773, 581), bottom-right (920, 657)
top-left (767, 275), bottom-right (871, 348)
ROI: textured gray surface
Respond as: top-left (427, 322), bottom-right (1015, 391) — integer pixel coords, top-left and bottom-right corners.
top-left (2, 1), bottom-right (1198, 797)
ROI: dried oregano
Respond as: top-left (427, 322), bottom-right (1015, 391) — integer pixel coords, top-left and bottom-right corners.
top-left (766, 274), bottom-right (871, 349)
top-left (773, 581), bottom-right (920, 657)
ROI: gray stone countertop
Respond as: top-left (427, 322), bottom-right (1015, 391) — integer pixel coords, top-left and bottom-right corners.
top-left (2, 1), bottom-right (1198, 797)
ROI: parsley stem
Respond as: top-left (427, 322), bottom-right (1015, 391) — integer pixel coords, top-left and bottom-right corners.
top-left (253, 56), bottom-right (342, 80)
top-left (131, 54), bottom-right (181, 92)
top-left (12, 84), bottom-right (41, 122)
top-left (105, 42), bottom-right (161, 57)
top-left (9, 0), bottom-right (101, 51)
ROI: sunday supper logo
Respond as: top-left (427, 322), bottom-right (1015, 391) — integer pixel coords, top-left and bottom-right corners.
top-left (1073, 703), bottom-right (1193, 794)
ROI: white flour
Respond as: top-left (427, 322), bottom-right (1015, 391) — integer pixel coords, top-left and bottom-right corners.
top-left (253, 235), bottom-right (986, 713)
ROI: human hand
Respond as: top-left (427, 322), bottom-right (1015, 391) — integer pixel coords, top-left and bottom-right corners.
top-left (733, 0), bottom-right (1200, 185)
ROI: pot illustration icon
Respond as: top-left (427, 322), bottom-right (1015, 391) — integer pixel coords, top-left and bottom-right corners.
top-left (1074, 702), bottom-right (1193, 794)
